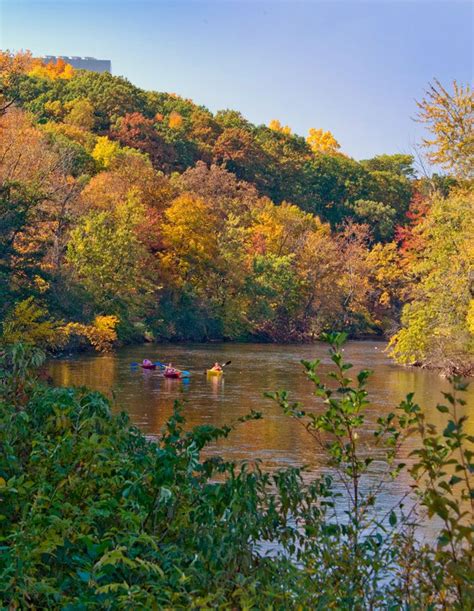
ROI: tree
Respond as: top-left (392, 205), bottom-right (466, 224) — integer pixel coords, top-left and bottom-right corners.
top-left (64, 98), bottom-right (95, 130)
top-left (28, 58), bottom-right (74, 80)
top-left (1, 297), bottom-right (59, 348)
top-left (91, 136), bottom-right (122, 169)
top-left (214, 109), bottom-right (250, 129)
top-left (160, 193), bottom-right (219, 284)
top-left (350, 199), bottom-right (396, 242)
top-left (168, 110), bottom-right (184, 129)
top-left (82, 148), bottom-right (172, 212)
top-left (0, 108), bottom-right (82, 281)
top-left (360, 154), bottom-right (415, 178)
top-left (416, 79), bottom-right (473, 178)
top-left (111, 112), bottom-right (177, 172)
top-left (0, 182), bottom-right (44, 317)
top-left (81, 149), bottom-right (173, 255)
top-left (187, 109), bottom-right (222, 157)
top-left (395, 189), bottom-right (430, 260)
top-left (177, 161), bottom-right (259, 218)
top-left (66, 193), bottom-right (154, 317)
top-left (390, 188), bottom-right (474, 374)
top-left (334, 222), bottom-right (373, 332)
top-left (63, 71), bottom-right (148, 130)
top-left (246, 253), bottom-right (303, 340)
top-left (268, 119), bottom-right (291, 135)
top-left (365, 241), bottom-right (406, 331)
top-left (0, 50), bottom-right (34, 114)
top-left (299, 154), bottom-right (372, 223)
top-left (306, 128), bottom-right (341, 155)
top-left (366, 170), bottom-right (413, 222)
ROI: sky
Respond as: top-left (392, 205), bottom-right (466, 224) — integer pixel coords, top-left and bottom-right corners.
top-left (1, 0), bottom-right (472, 160)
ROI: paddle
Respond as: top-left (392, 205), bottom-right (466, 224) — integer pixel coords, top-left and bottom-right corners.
top-left (204, 360), bottom-right (231, 374)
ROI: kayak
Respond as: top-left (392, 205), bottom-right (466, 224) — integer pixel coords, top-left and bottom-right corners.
top-left (140, 363), bottom-right (157, 370)
top-left (164, 370), bottom-right (182, 378)
top-left (207, 369), bottom-right (223, 377)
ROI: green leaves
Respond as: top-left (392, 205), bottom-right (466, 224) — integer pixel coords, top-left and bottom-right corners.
top-left (1, 337), bottom-right (472, 608)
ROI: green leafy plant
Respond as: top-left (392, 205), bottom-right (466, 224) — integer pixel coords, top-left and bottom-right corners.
top-left (0, 338), bottom-right (472, 608)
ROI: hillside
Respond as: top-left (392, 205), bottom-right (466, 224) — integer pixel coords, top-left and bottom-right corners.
top-left (1, 52), bottom-right (472, 372)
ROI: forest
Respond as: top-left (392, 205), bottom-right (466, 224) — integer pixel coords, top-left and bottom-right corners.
top-left (0, 52), bottom-right (473, 374)
top-left (0, 51), bottom-right (473, 608)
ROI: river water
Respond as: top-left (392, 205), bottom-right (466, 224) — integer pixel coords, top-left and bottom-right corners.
top-left (49, 341), bottom-right (473, 538)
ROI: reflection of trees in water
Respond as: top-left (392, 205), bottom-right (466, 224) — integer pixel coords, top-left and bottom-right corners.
top-left (49, 344), bottom-right (473, 478)
top-left (50, 354), bottom-right (117, 398)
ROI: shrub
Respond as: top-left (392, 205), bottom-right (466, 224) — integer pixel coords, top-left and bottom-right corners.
top-left (0, 337), bottom-right (472, 608)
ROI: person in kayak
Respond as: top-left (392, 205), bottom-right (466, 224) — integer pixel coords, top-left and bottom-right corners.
top-left (142, 359), bottom-right (153, 367)
top-left (165, 363), bottom-right (180, 375)
top-left (210, 362), bottom-right (222, 372)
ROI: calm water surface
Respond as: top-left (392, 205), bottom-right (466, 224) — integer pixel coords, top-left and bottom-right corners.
top-left (49, 341), bottom-right (473, 537)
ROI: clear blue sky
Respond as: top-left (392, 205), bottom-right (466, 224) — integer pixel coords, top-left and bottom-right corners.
top-left (1, 0), bottom-right (472, 160)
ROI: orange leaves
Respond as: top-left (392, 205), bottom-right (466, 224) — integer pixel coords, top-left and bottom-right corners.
top-left (82, 148), bottom-right (173, 214)
top-left (28, 57), bottom-right (74, 80)
top-left (0, 50), bottom-right (34, 109)
top-left (306, 128), bottom-right (341, 155)
top-left (0, 108), bottom-right (60, 186)
top-left (0, 50), bottom-right (33, 78)
top-left (168, 111), bottom-right (184, 129)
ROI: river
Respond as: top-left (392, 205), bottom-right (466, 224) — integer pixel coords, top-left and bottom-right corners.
top-left (49, 341), bottom-right (473, 539)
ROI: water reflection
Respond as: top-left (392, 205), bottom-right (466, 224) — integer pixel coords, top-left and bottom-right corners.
top-left (49, 341), bottom-right (473, 476)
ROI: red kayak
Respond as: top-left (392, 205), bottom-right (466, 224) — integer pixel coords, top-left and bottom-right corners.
top-left (164, 370), bottom-right (182, 378)
top-left (140, 363), bottom-right (157, 370)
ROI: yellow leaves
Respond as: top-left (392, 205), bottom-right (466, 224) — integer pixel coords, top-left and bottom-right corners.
top-left (390, 188), bottom-right (474, 370)
top-left (160, 194), bottom-right (219, 283)
top-left (34, 275), bottom-right (50, 294)
top-left (379, 291), bottom-right (391, 307)
top-left (92, 136), bottom-right (121, 169)
top-left (416, 79), bottom-right (474, 178)
top-left (44, 99), bottom-right (64, 119)
top-left (1, 298), bottom-right (60, 348)
top-left (62, 315), bottom-right (119, 352)
top-left (28, 57), bottom-right (74, 80)
top-left (306, 128), bottom-right (341, 155)
top-left (366, 242), bottom-right (404, 284)
top-left (466, 299), bottom-right (474, 336)
top-left (42, 121), bottom-right (97, 150)
top-left (168, 111), bottom-right (184, 129)
top-left (269, 119), bottom-right (292, 135)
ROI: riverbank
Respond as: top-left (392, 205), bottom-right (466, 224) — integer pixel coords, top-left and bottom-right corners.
top-left (52, 334), bottom-right (474, 378)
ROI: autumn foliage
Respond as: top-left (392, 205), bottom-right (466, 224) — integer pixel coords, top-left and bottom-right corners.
top-left (0, 52), bottom-right (472, 372)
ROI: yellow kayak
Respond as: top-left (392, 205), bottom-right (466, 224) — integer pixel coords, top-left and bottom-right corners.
top-left (207, 369), bottom-right (223, 377)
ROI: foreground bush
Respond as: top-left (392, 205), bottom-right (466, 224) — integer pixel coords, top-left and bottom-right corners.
top-left (0, 339), bottom-right (472, 608)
